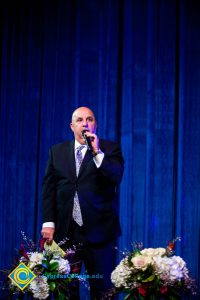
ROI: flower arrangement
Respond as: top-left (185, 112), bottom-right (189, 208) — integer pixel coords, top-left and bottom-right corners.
top-left (111, 238), bottom-right (196, 300)
top-left (2, 232), bottom-right (85, 300)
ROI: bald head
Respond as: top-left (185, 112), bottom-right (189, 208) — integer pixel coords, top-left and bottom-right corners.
top-left (70, 107), bottom-right (97, 144)
top-left (71, 107), bottom-right (95, 122)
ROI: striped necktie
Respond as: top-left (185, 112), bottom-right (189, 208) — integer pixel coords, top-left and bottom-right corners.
top-left (72, 145), bottom-right (84, 226)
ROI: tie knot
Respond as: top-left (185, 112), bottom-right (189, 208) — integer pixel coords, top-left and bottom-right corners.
top-left (76, 146), bottom-right (85, 159)
top-left (76, 145), bottom-right (85, 153)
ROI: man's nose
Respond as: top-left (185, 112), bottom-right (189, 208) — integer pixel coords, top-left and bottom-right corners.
top-left (82, 120), bottom-right (89, 127)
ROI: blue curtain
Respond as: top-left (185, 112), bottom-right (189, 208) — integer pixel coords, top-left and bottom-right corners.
top-left (0, 0), bottom-right (199, 299)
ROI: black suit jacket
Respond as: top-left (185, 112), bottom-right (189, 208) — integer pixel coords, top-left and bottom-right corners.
top-left (41, 139), bottom-right (124, 243)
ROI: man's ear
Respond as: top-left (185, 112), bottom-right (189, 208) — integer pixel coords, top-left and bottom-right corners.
top-left (70, 122), bottom-right (74, 132)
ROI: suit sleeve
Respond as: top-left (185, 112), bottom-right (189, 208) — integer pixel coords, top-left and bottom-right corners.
top-left (99, 143), bottom-right (124, 185)
top-left (41, 148), bottom-right (56, 223)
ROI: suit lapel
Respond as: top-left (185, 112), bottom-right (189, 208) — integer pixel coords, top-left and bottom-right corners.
top-left (78, 149), bottom-right (93, 177)
top-left (63, 140), bottom-right (77, 181)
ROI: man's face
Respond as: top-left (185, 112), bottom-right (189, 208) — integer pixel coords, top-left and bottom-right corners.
top-left (70, 107), bottom-right (97, 144)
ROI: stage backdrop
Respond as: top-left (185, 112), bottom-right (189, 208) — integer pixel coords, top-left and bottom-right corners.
top-left (0, 0), bottom-right (199, 299)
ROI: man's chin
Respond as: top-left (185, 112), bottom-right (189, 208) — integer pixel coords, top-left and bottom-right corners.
top-left (79, 136), bottom-right (86, 145)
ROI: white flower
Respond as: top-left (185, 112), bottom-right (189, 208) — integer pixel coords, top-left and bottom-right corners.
top-left (27, 252), bottom-right (43, 269)
top-left (111, 245), bottom-right (196, 296)
top-left (131, 255), bottom-right (152, 271)
top-left (153, 255), bottom-right (188, 283)
top-left (173, 256), bottom-right (186, 269)
top-left (141, 247), bottom-right (166, 257)
top-left (29, 276), bottom-right (49, 299)
top-left (111, 258), bottom-right (132, 288)
top-left (50, 257), bottom-right (70, 274)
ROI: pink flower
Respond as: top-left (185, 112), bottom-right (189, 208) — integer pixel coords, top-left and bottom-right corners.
top-left (40, 238), bottom-right (47, 251)
top-left (71, 266), bottom-right (80, 273)
top-left (19, 243), bottom-right (29, 260)
top-left (160, 286), bottom-right (168, 294)
top-left (168, 242), bottom-right (175, 250)
top-left (138, 286), bottom-right (147, 297)
top-left (131, 255), bottom-right (152, 271)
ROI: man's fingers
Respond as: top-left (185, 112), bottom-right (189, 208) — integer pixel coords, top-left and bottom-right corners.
top-left (41, 227), bottom-right (55, 240)
top-left (41, 233), bottom-right (53, 239)
top-left (46, 238), bottom-right (53, 245)
top-left (41, 232), bottom-right (54, 245)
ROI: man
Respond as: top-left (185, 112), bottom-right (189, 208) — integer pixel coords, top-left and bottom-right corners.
top-left (41, 107), bottom-right (124, 299)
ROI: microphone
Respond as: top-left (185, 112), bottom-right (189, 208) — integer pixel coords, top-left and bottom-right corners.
top-left (82, 130), bottom-right (92, 151)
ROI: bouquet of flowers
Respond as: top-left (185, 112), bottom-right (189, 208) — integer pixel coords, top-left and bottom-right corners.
top-left (111, 238), bottom-right (196, 300)
top-left (2, 232), bottom-right (85, 300)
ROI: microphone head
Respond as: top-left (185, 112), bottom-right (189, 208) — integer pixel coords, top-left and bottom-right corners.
top-left (81, 129), bottom-right (88, 137)
top-left (81, 129), bottom-right (92, 151)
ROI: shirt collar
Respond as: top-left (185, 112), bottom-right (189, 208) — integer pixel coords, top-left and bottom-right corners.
top-left (74, 140), bottom-right (86, 151)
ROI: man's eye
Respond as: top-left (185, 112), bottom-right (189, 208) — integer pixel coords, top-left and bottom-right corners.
top-left (77, 118), bottom-right (82, 122)
top-left (87, 118), bottom-right (93, 122)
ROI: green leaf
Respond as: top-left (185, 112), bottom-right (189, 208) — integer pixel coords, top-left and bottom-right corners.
top-left (58, 289), bottom-right (66, 300)
top-left (141, 274), bottom-right (155, 282)
top-left (42, 259), bottom-right (51, 269)
top-left (50, 261), bottom-right (59, 271)
top-left (49, 281), bottom-right (56, 292)
top-left (124, 293), bottom-right (142, 300)
top-left (124, 293), bottom-right (131, 300)
top-left (169, 296), bottom-right (179, 300)
top-left (149, 296), bottom-right (157, 300)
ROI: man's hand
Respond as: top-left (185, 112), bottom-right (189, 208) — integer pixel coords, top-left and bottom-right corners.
top-left (84, 131), bottom-right (99, 154)
top-left (41, 227), bottom-right (55, 244)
